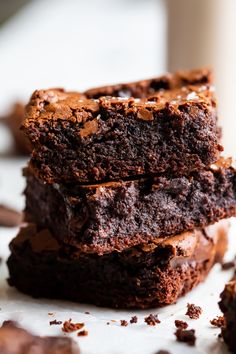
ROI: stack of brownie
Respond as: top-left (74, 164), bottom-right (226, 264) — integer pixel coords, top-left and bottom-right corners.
top-left (7, 69), bottom-right (236, 308)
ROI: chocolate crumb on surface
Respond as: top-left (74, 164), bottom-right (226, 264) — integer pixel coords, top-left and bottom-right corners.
top-left (155, 351), bottom-right (170, 354)
top-left (62, 319), bottom-right (84, 333)
top-left (120, 320), bottom-right (128, 327)
top-left (175, 320), bottom-right (188, 329)
top-left (0, 204), bottom-right (22, 227)
top-left (175, 328), bottom-right (196, 346)
top-left (221, 261), bottom-right (235, 270)
top-left (144, 314), bottom-right (161, 326)
top-left (84, 311), bottom-right (90, 314)
top-left (77, 330), bottom-right (88, 337)
top-left (186, 303), bottom-right (202, 319)
top-left (50, 320), bottom-right (62, 326)
top-left (210, 316), bottom-right (225, 328)
top-left (130, 316), bottom-right (138, 324)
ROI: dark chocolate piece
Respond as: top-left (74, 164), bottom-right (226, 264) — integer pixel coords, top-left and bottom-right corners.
top-left (219, 281), bottom-right (236, 352)
top-left (24, 161), bottom-right (235, 254)
top-left (0, 204), bottom-right (22, 227)
top-left (175, 328), bottom-right (196, 346)
top-left (22, 72), bottom-right (221, 184)
top-left (7, 221), bottom-right (228, 309)
top-left (0, 102), bottom-right (31, 155)
top-left (0, 320), bottom-right (80, 353)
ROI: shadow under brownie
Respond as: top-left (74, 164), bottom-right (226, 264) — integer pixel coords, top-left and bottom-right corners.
top-left (22, 69), bottom-right (221, 184)
top-left (24, 159), bottom-right (236, 254)
top-left (7, 220), bottom-right (228, 309)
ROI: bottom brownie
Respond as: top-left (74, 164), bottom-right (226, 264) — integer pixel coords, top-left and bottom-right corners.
top-left (8, 221), bottom-right (228, 309)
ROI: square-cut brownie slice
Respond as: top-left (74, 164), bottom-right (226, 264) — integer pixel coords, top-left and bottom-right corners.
top-left (24, 159), bottom-right (236, 254)
top-left (22, 80), bottom-right (222, 184)
top-left (7, 220), bottom-right (228, 309)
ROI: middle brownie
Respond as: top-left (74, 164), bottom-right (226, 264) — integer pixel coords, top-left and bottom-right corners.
top-left (24, 159), bottom-right (236, 254)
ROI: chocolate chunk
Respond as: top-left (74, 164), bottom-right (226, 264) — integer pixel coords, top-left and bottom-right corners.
top-left (175, 328), bottom-right (196, 346)
top-left (185, 303), bottom-right (202, 319)
top-left (0, 320), bottom-right (80, 353)
top-left (0, 204), bottom-right (22, 227)
top-left (219, 281), bottom-right (236, 353)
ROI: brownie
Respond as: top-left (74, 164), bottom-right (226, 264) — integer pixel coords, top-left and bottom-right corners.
top-left (219, 280), bottom-right (236, 353)
top-left (0, 320), bottom-right (80, 354)
top-left (24, 159), bottom-right (235, 254)
top-left (22, 81), bottom-right (222, 184)
top-left (85, 67), bottom-right (213, 98)
top-left (0, 102), bottom-right (31, 155)
top-left (7, 220), bottom-right (228, 309)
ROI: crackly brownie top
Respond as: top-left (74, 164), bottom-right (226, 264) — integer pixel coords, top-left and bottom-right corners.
top-left (85, 68), bottom-right (213, 98)
top-left (24, 83), bottom-right (216, 130)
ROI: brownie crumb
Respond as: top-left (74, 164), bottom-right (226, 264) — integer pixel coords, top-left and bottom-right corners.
top-left (130, 316), bottom-right (138, 324)
top-left (175, 320), bottom-right (188, 329)
top-left (107, 322), bottom-right (110, 325)
top-left (175, 328), bottom-right (196, 346)
top-left (155, 351), bottom-right (170, 354)
top-left (84, 311), bottom-right (90, 314)
top-left (144, 314), bottom-right (161, 326)
top-left (185, 303), bottom-right (202, 319)
top-left (120, 320), bottom-right (128, 327)
top-left (210, 316), bottom-right (225, 328)
top-left (77, 330), bottom-right (88, 337)
top-left (50, 320), bottom-right (62, 326)
top-left (62, 319), bottom-right (84, 333)
top-left (48, 313), bottom-right (54, 316)
top-left (221, 261), bottom-right (235, 270)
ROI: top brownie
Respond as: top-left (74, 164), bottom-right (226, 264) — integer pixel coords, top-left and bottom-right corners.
top-left (22, 69), bottom-right (222, 183)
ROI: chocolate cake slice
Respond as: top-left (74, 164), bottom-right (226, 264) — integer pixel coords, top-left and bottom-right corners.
top-left (24, 159), bottom-right (236, 254)
top-left (7, 220), bottom-right (228, 309)
top-left (22, 73), bottom-right (221, 184)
